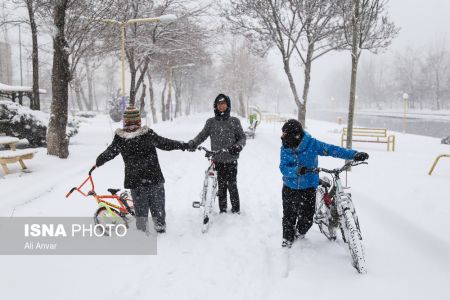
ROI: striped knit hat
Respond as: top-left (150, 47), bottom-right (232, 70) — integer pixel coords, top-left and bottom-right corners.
top-left (123, 106), bottom-right (141, 126)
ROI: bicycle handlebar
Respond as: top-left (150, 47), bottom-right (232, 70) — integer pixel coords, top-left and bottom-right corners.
top-left (89, 165), bottom-right (96, 176)
top-left (197, 146), bottom-right (227, 158)
top-left (299, 161), bottom-right (368, 175)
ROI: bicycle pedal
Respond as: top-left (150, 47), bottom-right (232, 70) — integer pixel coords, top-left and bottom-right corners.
top-left (192, 201), bottom-right (201, 208)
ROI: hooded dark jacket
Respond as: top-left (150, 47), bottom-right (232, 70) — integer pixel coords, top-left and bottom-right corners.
top-left (96, 126), bottom-right (184, 189)
top-left (189, 94), bottom-right (246, 163)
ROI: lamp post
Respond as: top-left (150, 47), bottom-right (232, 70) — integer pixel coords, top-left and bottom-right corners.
top-left (99, 14), bottom-right (177, 111)
top-left (402, 93), bottom-right (409, 133)
top-left (168, 63), bottom-right (195, 121)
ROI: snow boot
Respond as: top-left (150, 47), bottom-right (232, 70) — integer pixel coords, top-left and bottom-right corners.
top-left (282, 239), bottom-right (293, 248)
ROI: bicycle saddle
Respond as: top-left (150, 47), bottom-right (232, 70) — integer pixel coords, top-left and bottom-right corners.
top-left (319, 179), bottom-right (331, 188)
top-left (107, 188), bottom-right (121, 195)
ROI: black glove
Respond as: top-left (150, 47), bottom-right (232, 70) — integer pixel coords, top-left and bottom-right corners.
top-left (186, 141), bottom-right (196, 152)
top-left (227, 144), bottom-right (243, 155)
top-left (180, 143), bottom-right (191, 151)
top-left (297, 166), bottom-right (307, 176)
top-left (354, 152), bottom-right (369, 161)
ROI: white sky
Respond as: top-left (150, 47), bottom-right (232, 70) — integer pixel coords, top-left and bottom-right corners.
top-left (267, 0), bottom-right (450, 111)
top-left (2, 0), bottom-right (450, 107)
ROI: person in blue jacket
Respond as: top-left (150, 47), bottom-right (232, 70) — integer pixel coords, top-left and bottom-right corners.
top-left (279, 119), bottom-right (368, 248)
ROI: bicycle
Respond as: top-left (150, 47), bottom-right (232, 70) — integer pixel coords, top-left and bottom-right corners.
top-left (192, 146), bottom-right (224, 233)
top-left (302, 160), bottom-right (368, 273)
top-left (66, 166), bottom-right (135, 235)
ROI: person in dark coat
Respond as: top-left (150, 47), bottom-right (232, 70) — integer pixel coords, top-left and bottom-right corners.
top-left (188, 94), bottom-right (246, 214)
top-left (95, 106), bottom-right (189, 233)
top-left (279, 119), bottom-right (369, 248)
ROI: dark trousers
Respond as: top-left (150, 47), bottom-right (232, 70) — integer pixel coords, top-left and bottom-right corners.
top-left (131, 183), bottom-right (165, 232)
top-left (282, 185), bottom-right (316, 242)
top-left (215, 161), bottom-right (240, 212)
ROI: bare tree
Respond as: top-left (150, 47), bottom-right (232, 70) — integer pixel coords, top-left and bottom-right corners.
top-left (338, 0), bottom-right (398, 149)
top-left (46, 0), bottom-right (71, 158)
top-left (215, 37), bottom-right (265, 117)
top-left (423, 39), bottom-right (450, 110)
top-left (287, 0), bottom-right (342, 124)
top-left (224, 0), bottom-right (305, 123)
top-left (392, 47), bottom-right (422, 109)
top-left (24, 0), bottom-right (41, 110)
top-left (45, 0), bottom-right (116, 157)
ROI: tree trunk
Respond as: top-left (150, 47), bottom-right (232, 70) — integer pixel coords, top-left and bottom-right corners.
top-left (84, 57), bottom-right (94, 111)
top-left (128, 57), bottom-right (137, 106)
top-left (282, 57), bottom-right (304, 126)
top-left (345, 0), bottom-right (361, 150)
top-left (72, 76), bottom-right (83, 111)
top-left (166, 76), bottom-right (172, 121)
top-left (174, 86), bottom-right (182, 118)
top-left (47, 0), bottom-right (70, 158)
top-left (238, 91), bottom-right (246, 117)
top-left (27, 0), bottom-right (40, 110)
top-left (146, 70), bottom-right (157, 123)
top-left (300, 44), bottom-right (314, 126)
top-left (139, 83), bottom-right (146, 116)
top-left (161, 79), bottom-right (167, 121)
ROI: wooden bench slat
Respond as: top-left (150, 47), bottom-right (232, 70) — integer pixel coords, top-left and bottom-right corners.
top-left (341, 127), bottom-right (395, 151)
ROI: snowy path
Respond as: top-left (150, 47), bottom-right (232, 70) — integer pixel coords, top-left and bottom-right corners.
top-left (1, 114), bottom-right (449, 300)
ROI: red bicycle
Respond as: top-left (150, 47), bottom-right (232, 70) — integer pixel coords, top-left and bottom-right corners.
top-left (66, 166), bottom-right (135, 235)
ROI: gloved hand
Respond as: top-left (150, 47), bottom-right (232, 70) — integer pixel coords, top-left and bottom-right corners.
top-left (354, 152), bottom-right (369, 161)
top-left (227, 144), bottom-right (243, 155)
top-left (180, 143), bottom-right (191, 151)
top-left (186, 141), bottom-right (197, 152)
top-left (297, 166), bottom-right (307, 176)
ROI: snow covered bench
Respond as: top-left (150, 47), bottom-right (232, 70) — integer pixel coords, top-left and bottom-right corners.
top-left (341, 127), bottom-right (396, 151)
top-left (0, 136), bottom-right (19, 150)
top-left (0, 149), bottom-right (37, 175)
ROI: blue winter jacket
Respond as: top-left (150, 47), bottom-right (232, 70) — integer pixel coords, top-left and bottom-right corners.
top-left (279, 132), bottom-right (357, 190)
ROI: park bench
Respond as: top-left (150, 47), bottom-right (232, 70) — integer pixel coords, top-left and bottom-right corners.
top-left (0, 135), bottom-right (37, 174)
top-left (341, 127), bottom-right (396, 151)
top-left (0, 149), bottom-right (37, 175)
top-left (261, 113), bottom-right (287, 123)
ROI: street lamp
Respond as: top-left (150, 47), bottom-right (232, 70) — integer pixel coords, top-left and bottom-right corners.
top-left (402, 93), bottom-right (409, 133)
top-left (99, 14), bottom-right (177, 111)
top-left (168, 63), bottom-right (195, 121)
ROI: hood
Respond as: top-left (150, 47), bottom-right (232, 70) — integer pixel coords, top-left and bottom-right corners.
top-left (214, 93), bottom-right (231, 120)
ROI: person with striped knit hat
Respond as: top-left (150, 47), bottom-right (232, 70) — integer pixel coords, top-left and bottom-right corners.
top-left (95, 106), bottom-right (190, 233)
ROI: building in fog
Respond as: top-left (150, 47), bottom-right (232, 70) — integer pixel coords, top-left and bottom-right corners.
top-left (0, 42), bottom-right (13, 85)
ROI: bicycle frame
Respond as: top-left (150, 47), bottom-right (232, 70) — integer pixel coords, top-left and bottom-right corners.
top-left (192, 147), bottom-right (221, 233)
top-left (66, 166), bottom-right (134, 217)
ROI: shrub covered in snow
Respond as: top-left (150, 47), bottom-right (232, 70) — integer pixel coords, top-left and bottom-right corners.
top-left (0, 100), bottom-right (79, 147)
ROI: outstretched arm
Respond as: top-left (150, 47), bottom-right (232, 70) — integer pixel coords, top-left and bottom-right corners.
top-left (189, 119), bottom-right (211, 148)
top-left (313, 138), bottom-right (357, 160)
top-left (150, 130), bottom-right (185, 151)
top-left (96, 135), bottom-right (120, 167)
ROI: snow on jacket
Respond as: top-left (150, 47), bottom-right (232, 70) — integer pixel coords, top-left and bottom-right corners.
top-left (279, 131), bottom-right (357, 190)
top-left (96, 126), bottom-right (184, 189)
top-left (190, 116), bottom-right (246, 163)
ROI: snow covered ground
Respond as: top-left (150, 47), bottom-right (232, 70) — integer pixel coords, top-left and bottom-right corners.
top-left (1, 114), bottom-right (449, 300)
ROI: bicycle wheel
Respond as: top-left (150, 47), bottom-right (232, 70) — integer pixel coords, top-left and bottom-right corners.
top-left (343, 209), bottom-right (366, 273)
top-left (201, 177), bottom-right (217, 233)
top-left (94, 206), bottom-right (129, 236)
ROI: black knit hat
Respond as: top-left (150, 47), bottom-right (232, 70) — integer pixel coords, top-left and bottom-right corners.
top-left (282, 119), bottom-right (303, 135)
top-left (123, 106), bottom-right (141, 126)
